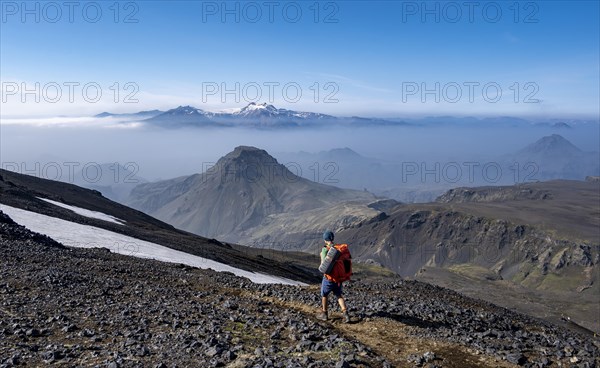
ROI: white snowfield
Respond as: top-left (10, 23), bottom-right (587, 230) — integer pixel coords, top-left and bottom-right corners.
top-left (38, 197), bottom-right (125, 225)
top-left (0, 204), bottom-right (305, 286)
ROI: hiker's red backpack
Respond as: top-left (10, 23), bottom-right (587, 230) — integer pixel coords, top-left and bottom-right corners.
top-left (319, 244), bottom-right (352, 283)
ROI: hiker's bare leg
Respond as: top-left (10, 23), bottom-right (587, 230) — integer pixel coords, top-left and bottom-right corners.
top-left (321, 296), bottom-right (328, 312)
top-left (338, 297), bottom-right (347, 312)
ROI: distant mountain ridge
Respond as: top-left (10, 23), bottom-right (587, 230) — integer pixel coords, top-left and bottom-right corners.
top-left (95, 110), bottom-right (163, 119)
top-left (272, 134), bottom-right (599, 204)
top-left (143, 102), bottom-right (339, 128)
top-left (94, 104), bottom-right (600, 129)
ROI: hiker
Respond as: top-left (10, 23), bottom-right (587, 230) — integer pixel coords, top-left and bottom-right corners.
top-left (317, 230), bottom-right (351, 323)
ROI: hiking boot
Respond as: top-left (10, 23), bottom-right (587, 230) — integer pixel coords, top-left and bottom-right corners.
top-left (316, 311), bottom-right (328, 321)
top-left (343, 311), bottom-right (351, 323)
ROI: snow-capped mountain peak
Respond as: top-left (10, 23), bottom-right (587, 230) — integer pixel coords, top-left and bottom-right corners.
top-left (168, 106), bottom-right (205, 115)
top-left (235, 102), bottom-right (279, 116)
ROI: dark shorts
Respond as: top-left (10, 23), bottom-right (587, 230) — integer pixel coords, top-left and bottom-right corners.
top-left (321, 277), bottom-right (343, 298)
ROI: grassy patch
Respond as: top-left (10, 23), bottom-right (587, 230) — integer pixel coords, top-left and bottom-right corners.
top-left (224, 320), bottom-right (265, 346)
top-left (352, 262), bottom-right (398, 280)
top-left (447, 264), bottom-right (501, 281)
top-left (537, 267), bottom-right (586, 292)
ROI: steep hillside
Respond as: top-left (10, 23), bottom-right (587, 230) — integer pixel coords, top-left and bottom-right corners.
top-left (337, 180), bottom-right (600, 332)
top-left (0, 168), bottom-right (317, 284)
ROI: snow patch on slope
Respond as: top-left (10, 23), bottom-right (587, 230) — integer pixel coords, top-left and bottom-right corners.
top-left (38, 197), bottom-right (125, 225)
top-left (0, 204), bottom-right (305, 286)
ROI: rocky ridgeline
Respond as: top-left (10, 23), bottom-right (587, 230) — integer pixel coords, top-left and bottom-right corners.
top-left (435, 186), bottom-right (553, 203)
top-left (1, 210), bottom-right (598, 367)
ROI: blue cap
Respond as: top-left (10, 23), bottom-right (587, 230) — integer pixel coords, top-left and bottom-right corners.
top-left (323, 230), bottom-right (334, 242)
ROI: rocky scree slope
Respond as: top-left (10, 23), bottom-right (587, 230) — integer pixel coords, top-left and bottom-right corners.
top-left (1, 211), bottom-right (598, 367)
top-left (0, 168), bottom-right (317, 284)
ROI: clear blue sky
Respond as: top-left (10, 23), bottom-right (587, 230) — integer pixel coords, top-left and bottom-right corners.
top-left (1, 0), bottom-right (599, 118)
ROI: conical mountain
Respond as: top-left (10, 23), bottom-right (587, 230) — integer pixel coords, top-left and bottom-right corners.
top-left (517, 134), bottom-right (582, 157)
top-left (510, 134), bottom-right (599, 180)
top-left (128, 146), bottom-right (376, 240)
